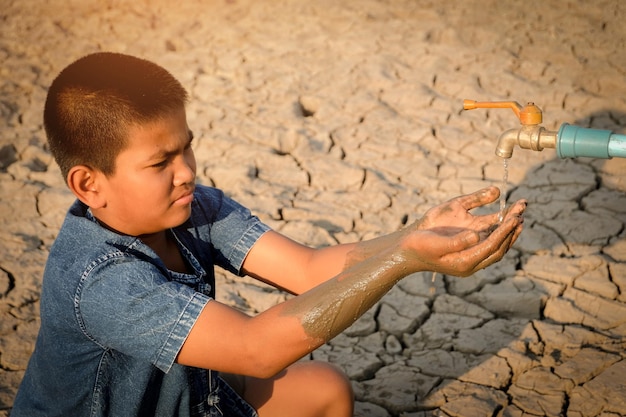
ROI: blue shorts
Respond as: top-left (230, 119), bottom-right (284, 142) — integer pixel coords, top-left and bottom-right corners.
top-left (205, 375), bottom-right (258, 417)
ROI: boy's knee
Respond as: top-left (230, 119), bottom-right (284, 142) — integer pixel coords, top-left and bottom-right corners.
top-left (315, 361), bottom-right (351, 386)
top-left (306, 361), bottom-right (354, 403)
top-left (318, 362), bottom-right (354, 416)
top-left (243, 361), bottom-right (354, 417)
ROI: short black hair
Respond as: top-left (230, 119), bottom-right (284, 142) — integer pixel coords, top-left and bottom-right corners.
top-left (44, 52), bottom-right (188, 181)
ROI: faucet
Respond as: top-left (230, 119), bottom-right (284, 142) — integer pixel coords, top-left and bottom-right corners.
top-left (463, 99), bottom-right (626, 159)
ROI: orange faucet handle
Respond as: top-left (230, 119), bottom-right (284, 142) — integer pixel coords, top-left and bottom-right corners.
top-left (463, 99), bottom-right (542, 125)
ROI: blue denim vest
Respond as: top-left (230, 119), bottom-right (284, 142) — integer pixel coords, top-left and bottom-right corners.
top-left (12, 185), bottom-right (269, 417)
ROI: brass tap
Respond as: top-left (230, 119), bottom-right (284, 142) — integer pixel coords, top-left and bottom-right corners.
top-left (463, 99), bottom-right (557, 158)
top-left (463, 99), bottom-right (543, 125)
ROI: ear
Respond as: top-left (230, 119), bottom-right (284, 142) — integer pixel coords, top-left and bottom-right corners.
top-left (67, 165), bottom-right (107, 209)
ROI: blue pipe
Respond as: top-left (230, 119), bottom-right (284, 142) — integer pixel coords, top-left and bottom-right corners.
top-left (557, 123), bottom-right (626, 159)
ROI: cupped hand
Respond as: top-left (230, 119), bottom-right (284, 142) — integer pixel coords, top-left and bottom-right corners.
top-left (401, 186), bottom-right (526, 277)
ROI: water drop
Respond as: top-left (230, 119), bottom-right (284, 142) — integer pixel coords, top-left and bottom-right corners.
top-left (429, 271), bottom-right (437, 295)
top-left (498, 158), bottom-right (509, 223)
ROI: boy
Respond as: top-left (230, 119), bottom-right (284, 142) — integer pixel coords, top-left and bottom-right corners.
top-left (12, 52), bottom-right (526, 417)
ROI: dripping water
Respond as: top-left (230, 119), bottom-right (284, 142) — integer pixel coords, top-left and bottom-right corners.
top-left (429, 271), bottom-right (437, 295)
top-left (498, 158), bottom-right (509, 223)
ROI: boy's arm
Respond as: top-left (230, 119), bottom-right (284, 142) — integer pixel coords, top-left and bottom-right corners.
top-left (240, 186), bottom-right (519, 295)
top-left (177, 187), bottom-right (525, 378)
top-left (239, 228), bottom-right (422, 295)
top-left (239, 231), bottom-right (357, 295)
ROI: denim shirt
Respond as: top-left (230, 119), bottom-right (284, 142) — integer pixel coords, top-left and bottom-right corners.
top-left (12, 185), bottom-right (270, 417)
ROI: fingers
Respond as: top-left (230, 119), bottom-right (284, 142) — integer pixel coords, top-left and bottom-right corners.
top-left (480, 198), bottom-right (528, 235)
top-left (471, 213), bottom-right (524, 272)
top-left (416, 191), bottom-right (527, 277)
top-left (503, 199), bottom-right (528, 217)
top-left (450, 210), bottom-right (525, 276)
top-left (443, 229), bottom-right (481, 253)
top-left (455, 186), bottom-right (500, 211)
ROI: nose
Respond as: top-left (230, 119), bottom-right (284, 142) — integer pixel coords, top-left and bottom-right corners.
top-left (173, 151), bottom-right (196, 187)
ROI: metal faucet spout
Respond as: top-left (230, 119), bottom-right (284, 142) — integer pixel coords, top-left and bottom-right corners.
top-left (495, 128), bottom-right (521, 159)
top-left (495, 126), bottom-right (558, 159)
top-left (464, 98), bottom-right (626, 160)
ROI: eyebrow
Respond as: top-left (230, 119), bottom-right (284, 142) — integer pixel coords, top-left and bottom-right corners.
top-left (149, 130), bottom-right (194, 161)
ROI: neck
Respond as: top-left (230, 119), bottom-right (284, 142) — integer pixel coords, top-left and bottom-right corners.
top-left (141, 230), bottom-right (189, 274)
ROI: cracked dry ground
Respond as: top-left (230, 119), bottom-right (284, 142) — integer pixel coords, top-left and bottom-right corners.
top-left (2, 0), bottom-right (626, 416)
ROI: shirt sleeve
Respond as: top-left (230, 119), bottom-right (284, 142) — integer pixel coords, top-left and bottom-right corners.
top-left (209, 195), bottom-right (271, 274)
top-left (183, 186), bottom-right (271, 276)
top-left (77, 256), bottom-right (210, 373)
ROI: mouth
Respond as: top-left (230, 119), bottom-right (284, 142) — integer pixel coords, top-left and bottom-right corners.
top-left (173, 187), bottom-right (195, 206)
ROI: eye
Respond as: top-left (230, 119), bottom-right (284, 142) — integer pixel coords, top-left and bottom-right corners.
top-left (152, 159), bottom-right (169, 168)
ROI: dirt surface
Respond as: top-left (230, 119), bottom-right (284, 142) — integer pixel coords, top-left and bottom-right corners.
top-left (2, 1), bottom-right (626, 415)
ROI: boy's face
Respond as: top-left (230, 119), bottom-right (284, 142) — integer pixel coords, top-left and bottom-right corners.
top-left (92, 107), bottom-right (196, 237)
